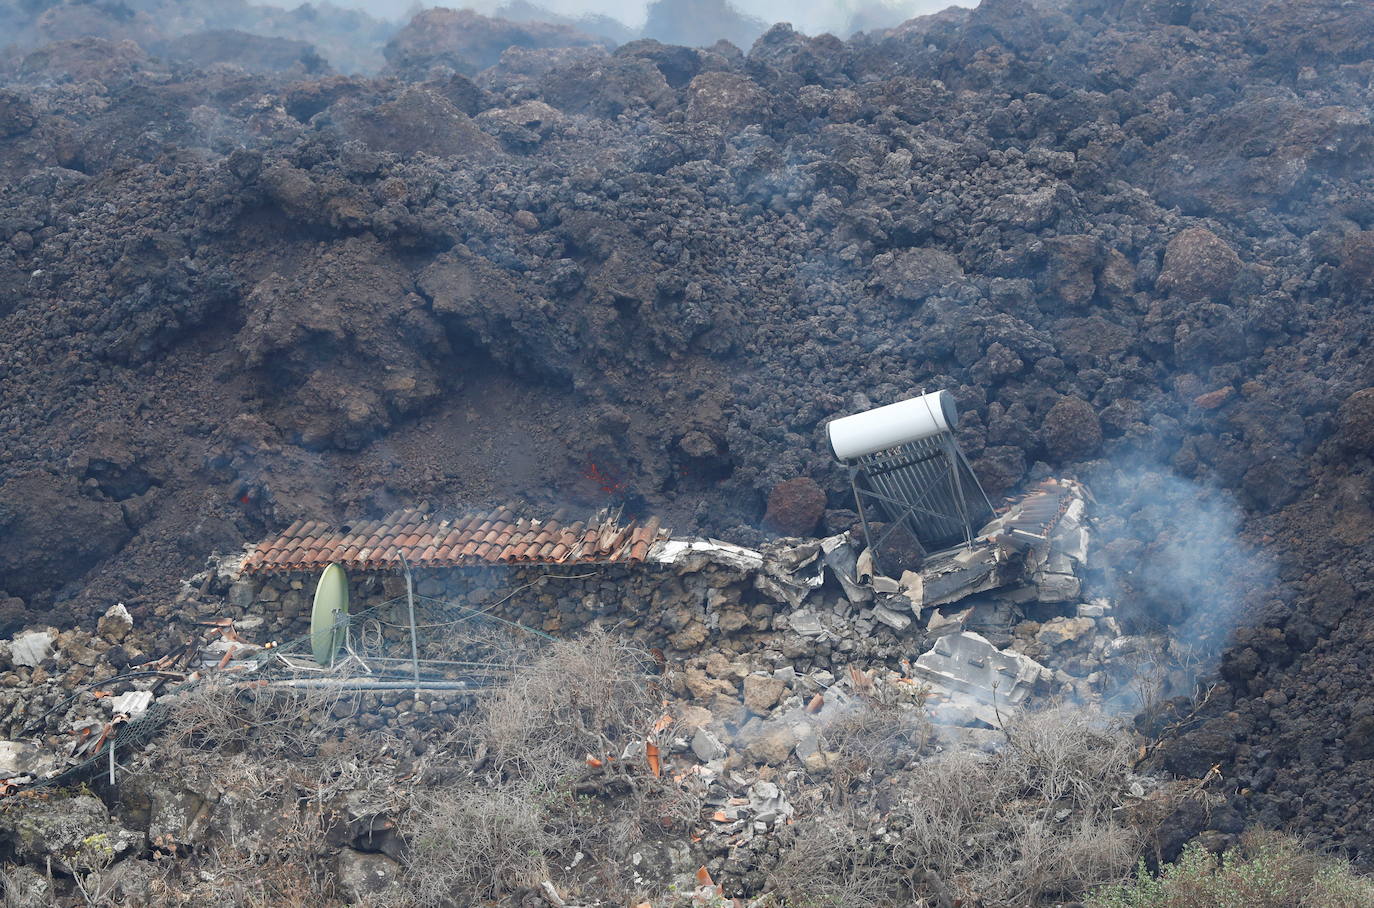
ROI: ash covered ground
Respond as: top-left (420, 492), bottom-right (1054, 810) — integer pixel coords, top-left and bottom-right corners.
top-left (2, 0), bottom-right (1374, 874)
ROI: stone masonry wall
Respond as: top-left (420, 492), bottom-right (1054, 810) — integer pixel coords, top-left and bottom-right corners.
top-left (224, 560), bottom-right (776, 656)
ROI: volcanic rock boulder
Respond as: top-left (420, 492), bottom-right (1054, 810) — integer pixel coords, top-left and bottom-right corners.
top-left (0, 793), bottom-right (138, 873)
top-left (1156, 227), bottom-right (1242, 301)
top-left (1041, 397), bottom-right (1103, 462)
top-left (1336, 232), bottom-right (1374, 298)
top-left (324, 87), bottom-right (501, 161)
top-left (872, 247), bottom-right (965, 304)
top-left (417, 245), bottom-right (566, 379)
top-left (0, 91), bottom-right (35, 138)
top-left (615, 38), bottom-right (704, 89)
top-left (19, 36), bottom-right (151, 82)
top-left (763, 478), bottom-right (826, 537)
top-left (538, 53), bottom-right (674, 118)
top-left (383, 8), bottom-right (606, 78)
top-left (234, 236), bottom-right (449, 450)
top-left (1335, 389), bottom-right (1374, 454)
top-left (0, 474), bottom-right (130, 600)
top-left (1041, 235), bottom-right (1104, 308)
top-left (686, 71), bottom-right (771, 131)
top-left (972, 445), bottom-right (1026, 494)
top-left (1346, 711), bottom-right (1374, 762)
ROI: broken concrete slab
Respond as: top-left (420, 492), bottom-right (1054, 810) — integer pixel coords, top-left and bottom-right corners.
top-left (691, 727), bottom-right (727, 762)
top-left (785, 610), bottom-right (826, 637)
top-left (10, 630), bottom-right (54, 668)
top-left (913, 631), bottom-right (1049, 727)
top-left (654, 538), bottom-right (765, 572)
top-left (747, 779), bottom-right (793, 826)
top-left (871, 603), bottom-right (912, 632)
top-left (927, 606), bottom-right (973, 637)
top-left (1035, 572), bottom-right (1081, 602)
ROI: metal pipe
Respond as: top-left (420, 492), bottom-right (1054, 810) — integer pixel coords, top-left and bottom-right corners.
top-left (401, 554), bottom-right (421, 689)
top-left (246, 680), bottom-right (480, 691)
top-left (849, 468), bottom-right (878, 567)
top-left (944, 435), bottom-right (975, 548)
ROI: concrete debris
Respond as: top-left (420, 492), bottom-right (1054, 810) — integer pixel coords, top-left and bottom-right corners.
top-left (913, 631), bottom-right (1049, 728)
top-left (785, 610), bottom-right (826, 637)
top-left (927, 606), bottom-right (973, 637)
top-left (10, 630), bottom-right (54, 668)
top-left (820, 534), bottom-right (871, 604)
top-left (870, 603), bottom-right (912, 632)
top-left (838, 480), bottom-right (1094, 621)
top-left (691, 727), bottom-right (727, 762)
top-left (109, 690), bottom-right (154, 717)
top-left (655, 538), bottom-right (765, 572)
top-left (97, 603), bottom-right (134, 642)
top-left (917, 544), bottom-right (1008, 609)
top-left (747, 780), bottom-right (793, 826)
top-left (1078, 600), bottom-right (1111, 618)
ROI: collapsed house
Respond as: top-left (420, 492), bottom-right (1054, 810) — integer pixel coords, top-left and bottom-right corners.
top-left (1, 393), bottom-right (1141, 794)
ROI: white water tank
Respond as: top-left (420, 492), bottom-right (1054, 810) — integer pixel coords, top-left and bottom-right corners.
top-left (827, 390), bottom-right (959, 460)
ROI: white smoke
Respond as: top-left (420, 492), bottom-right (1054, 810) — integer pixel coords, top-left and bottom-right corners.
top-left (318, 0), bottom-right (970, 36)
top-left (1084, 457), bottom-right (1277, 688)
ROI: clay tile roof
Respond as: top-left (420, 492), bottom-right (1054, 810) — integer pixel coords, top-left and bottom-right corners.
top-left (241, 507), bottom-right (671, 576)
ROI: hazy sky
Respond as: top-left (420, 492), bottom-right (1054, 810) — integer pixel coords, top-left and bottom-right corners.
top-left (323, 0), bottom-right (969, 34)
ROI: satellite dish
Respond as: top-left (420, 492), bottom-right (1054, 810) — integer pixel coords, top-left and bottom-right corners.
top-left (310, 563), bottom-right (349, 665)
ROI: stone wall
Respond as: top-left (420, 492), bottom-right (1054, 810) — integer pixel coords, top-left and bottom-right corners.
top-left (224, 558), bottom-right (777, 656)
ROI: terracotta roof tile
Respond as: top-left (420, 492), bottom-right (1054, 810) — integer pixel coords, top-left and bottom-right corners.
top-left (242, 508), bottom-right (670, 575)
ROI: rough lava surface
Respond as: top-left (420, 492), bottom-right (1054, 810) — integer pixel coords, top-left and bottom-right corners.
top-left (2, 0), bottom-right (1374, 865)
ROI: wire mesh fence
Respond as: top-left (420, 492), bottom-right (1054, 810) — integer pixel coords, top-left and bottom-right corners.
top-left (12, 589), bottom-right (554, 795)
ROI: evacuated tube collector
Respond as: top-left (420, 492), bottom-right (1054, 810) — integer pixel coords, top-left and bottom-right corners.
top-left (827, 390), bottom-right (959, 461)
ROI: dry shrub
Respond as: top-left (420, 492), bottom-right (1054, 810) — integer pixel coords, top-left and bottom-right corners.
top-left (477, 625), bottom-right (660, 783)
top-left (396, 784), bottom-right (547, 906)
top-left (121, 680), bottom-right (386, 907)
top-left (817, 697), bottom-right (933, 804)
top-left (396, 628), bottom-right (700, 904)
top-left (154, 677), bottom-right (355, 761)
top-left (767, 808), bottom-right (926, 908)
top-left (772, 704), bottom-right (1145, 908)
top-left (130, 811), bottom-right (338, 908)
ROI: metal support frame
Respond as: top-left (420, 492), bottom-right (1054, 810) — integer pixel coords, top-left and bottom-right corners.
top-left (845, 434), bottom-right (993, 575)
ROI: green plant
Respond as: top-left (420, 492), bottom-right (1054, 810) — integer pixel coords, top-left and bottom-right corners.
top-left (70, 833), bottom-right (117, 907)
top-left (1087, 830), bottom-right (1374, 908)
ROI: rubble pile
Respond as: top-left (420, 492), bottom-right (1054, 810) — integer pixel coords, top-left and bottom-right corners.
top-left (0, 475), bottom-right (1181, 901)
top-left (1, 0), bottom-right (1373, 883)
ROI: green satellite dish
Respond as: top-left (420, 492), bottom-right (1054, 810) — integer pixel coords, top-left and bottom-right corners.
top-left (310, 563), bottom-right (349, 665)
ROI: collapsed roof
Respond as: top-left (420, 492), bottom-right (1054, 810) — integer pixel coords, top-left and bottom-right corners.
top-left (240, 507), bottom-right (669, 574)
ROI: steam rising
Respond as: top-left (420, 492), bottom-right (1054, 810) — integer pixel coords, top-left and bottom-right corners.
top-left (302, 0), bottom-right (969, 39)
top-left (1086, 458), bottom-right (1277, 698)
